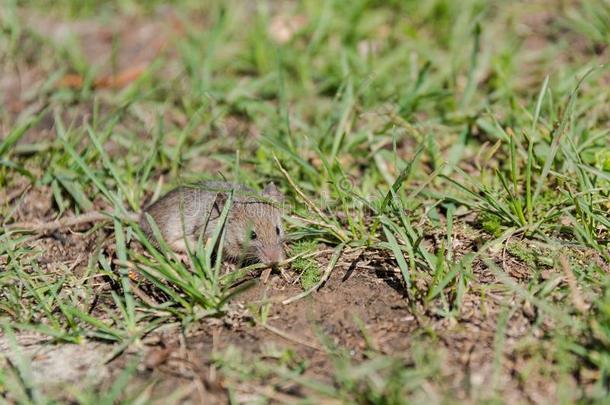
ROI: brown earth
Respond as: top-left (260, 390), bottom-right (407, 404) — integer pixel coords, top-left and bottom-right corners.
top-left (2, 219), bottom-right (596, 403)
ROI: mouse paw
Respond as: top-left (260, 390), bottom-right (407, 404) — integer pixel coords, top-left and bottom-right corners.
top-left (174, 252), bottom-right (190, 265)
top-left (278, 267), bottom-right (291, 282)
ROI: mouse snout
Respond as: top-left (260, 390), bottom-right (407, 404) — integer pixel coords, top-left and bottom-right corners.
top-left (260, 246), bottom-right (285, 265)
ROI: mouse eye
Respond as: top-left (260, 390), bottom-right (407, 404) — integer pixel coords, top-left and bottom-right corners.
top-left (250, 230), bottom-right (257, 240)
top-left (275, 226), bottom-right (281, 236)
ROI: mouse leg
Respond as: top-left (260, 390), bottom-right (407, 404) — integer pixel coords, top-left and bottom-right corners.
top-left (169, 234), bottom-right (201, 255)
top-left (168, 238), bottom-right (196, 266)
top-left (278, 266), bottom-right (291, 282)
top-left (261, 266), bottom-right (291, 284)
top-left (169, 238), bottom-right (188, 253)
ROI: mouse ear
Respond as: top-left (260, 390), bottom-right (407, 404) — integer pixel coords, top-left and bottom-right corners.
top-left (210, 191), bottom-right (228, 218)
top-left (262, 182), bottom-right (284, 203)
top-left (214, 191), bottom-right (228, 205)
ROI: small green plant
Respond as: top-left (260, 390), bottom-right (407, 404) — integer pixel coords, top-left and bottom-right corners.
top-left (506, 242), bottom-right (537, 268)
top-left (480, 212), bottom-right (503, 237)
top-left (290, 240), bottom-right (321, 290)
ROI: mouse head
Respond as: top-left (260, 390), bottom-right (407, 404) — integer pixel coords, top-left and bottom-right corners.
top-left (223, 183), bottom-right (286, 265)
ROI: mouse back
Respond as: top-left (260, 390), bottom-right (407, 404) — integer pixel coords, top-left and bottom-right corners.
top-left (140, 181), bottom-right (286, 264)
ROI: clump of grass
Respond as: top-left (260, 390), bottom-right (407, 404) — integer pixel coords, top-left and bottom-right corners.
top-left (290, 240), bottom-right (321, 290)
top-left (479, 212), bottom-right (503, 237)
top-left (506, 241), bottom-right (554, 269)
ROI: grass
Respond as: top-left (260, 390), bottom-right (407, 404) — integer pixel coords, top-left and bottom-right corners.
top-left (290, 240), bottom-right (321, 290)
top-left (0, 0), bottom-right (609, 402)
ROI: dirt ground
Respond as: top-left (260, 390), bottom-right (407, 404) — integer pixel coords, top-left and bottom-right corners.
top-left (3, 223), bottom-right (602, 403)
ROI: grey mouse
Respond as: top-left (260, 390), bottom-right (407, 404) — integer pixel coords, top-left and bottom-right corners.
top-left (139, 181), bottom-right (286, 265)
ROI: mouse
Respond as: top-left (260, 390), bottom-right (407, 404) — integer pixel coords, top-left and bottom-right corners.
top-left (139, 181), bottom-right (286, 265)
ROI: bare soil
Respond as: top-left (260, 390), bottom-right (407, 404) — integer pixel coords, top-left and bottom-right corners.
top-left (2, 213), bottom-right (597, 403)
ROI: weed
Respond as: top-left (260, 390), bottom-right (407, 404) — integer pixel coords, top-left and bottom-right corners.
top-left (290, 240), bottom-right (321, 290)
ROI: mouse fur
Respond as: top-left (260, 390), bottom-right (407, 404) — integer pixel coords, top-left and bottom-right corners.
top-left (140, 181), bottom-right (285, 265)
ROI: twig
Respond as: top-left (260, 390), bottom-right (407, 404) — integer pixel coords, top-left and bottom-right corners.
top-left (130, 283), bottom-right (160, 308)
top-left (559, 254), bottom-right (588, 313)
top-left (293, 216), bottom-right (350, 236)
top-left (238, 382), bottom-right (304, 403)
top-left (260, 322), bottom-right (323, 351)
top-left (5, 184), bottom-right (31, 203)
top-left (261, 267), bottom-right (273, 283)
top-left (6, 211), bottom-right (138, 233)
top-left (273, 155), bottom-right (327, 220)
top-left (220, 248), bottom-right (335, 285)
top-left (273, 155), bottom-right (348, 242)
top-left (282, 244), bottom-right (346, 305)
